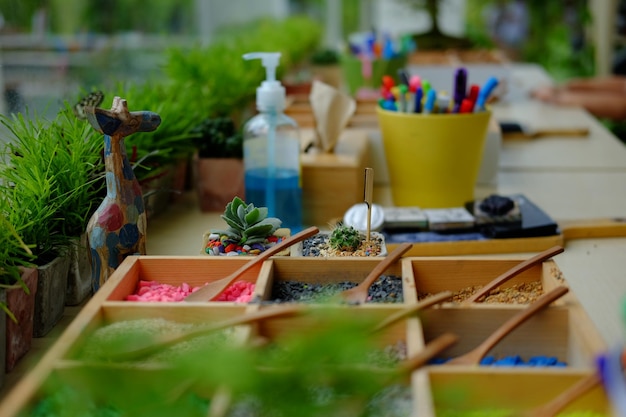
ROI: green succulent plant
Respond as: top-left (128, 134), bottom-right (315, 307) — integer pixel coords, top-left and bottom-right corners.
top-left (329, 225), bottom-right (363, 252)
top-left (214, 197), bottom-right (282, 245)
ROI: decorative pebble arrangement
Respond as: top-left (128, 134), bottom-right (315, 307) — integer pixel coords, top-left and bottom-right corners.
top-left (301, 233), bottom-right (385, 257)
top-left (269, 275), bottom-right (404, 304)
top-left (419, 281), bottom-right (544, 304)
top-left (430, 355), bottom-right (567, 367)
top-left (204, 233), bottom-right (284, 256)
top-left (124, 280), bottom-right (256, 303)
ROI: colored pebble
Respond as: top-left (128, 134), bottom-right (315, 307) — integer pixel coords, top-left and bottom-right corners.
top-left (125, 280), bottom-right (199, 302)
top-left (215, 281), bottom-right (256, 302)
top-left (431, 355), bottom-right (566, 367)
top-left (204, 234), bottom-right (285, 256)
top-left (125, 280), bottom-right (255, 303)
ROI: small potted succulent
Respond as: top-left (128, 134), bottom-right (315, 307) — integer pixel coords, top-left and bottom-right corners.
top-left (296, 224), bottom-right (386, 257)
top-left (202, 196), bottom-right (289, 256)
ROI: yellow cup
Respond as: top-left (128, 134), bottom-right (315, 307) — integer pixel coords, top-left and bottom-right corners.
top-left (377, 107), bottom-right (491, 208)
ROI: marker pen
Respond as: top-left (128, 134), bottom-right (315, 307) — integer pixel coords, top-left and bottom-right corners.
top-left (413, 86), bottom-right (423, 113)
top-left (476, 77), bottom-right (499, 111)
top-left (422, 79), bottom-right (431, 98)
top-left (397, 68), bottom-right (410, 86)
top-left (383, 99), bottom-right (398, 111)
top-left (398, 84), bottom-right (408, 112)
top-left (459, 98), bottom-right (474, 113)
top-left (409, 75), bottom-right (421, 93)
top-left (423, 88), bottom-right (437, 114)
top-left (437, 91), bottom-right (450, 113)
top-left (452, 67), bottom-right (467, 113)
top-left (382, 75), bottom-right (395, 91)
top-left (467, 84), bottom-right (480, 105)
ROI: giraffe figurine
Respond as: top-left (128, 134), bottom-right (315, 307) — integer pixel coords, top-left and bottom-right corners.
top-left (85, 96), bottom-right (161, 291)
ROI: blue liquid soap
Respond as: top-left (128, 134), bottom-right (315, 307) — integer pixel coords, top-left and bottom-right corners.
top-left (245, 168), bottom-right (302, 232)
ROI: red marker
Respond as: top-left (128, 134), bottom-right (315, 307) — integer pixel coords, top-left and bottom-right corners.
top-left (459, 98), bottom-right (474, 113)
top-left (382, 75), bottom-right (395, 90)
top-left (467, 84), bottom-right (480, 105)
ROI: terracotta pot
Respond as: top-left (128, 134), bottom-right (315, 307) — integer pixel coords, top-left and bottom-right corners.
top-left (193, 155), bottom-right (245, 212)
top-left (66, 234), bottom-right (92, 306)
top-left (5, 267), bottom-right (37, 372)
top-left (33, 253), bottom-right (70, 337)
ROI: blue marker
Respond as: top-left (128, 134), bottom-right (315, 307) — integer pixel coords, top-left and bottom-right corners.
top-left (423, 88), bottom-right (437, 114)
top-left (381, 99), bottom-right (397, 111)
top-left (476, 76), bottom-right (499, 111)
top-left (413, 87), bottom-right (423, 113)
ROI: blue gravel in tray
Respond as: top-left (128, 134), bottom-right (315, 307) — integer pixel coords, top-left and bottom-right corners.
top-left (268, 275), bottom-right (404, 304)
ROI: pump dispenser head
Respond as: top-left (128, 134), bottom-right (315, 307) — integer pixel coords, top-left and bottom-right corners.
top-left (243, 52), bottom-right (286, 112)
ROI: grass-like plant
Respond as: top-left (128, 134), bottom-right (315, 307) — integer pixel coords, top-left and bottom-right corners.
top-left (0, 197), bottom-right (36, 322)
top-left (27, 310), bottom-right (411, 416)
top-left (0, 107), bottom-right (103, 264)
top-left (102, 81), bottom-right (199, 183)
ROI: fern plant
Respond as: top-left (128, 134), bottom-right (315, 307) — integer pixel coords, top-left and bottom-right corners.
top-left (213, 196), bottom-right (282, 245)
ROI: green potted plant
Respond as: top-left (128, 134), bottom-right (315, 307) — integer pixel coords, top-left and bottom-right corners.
top-left (190, 117), bottom-right (245, 212)
top-left (48, 102), bottom-right (105, 305)
top-left (310, 48), bottom-right (342, 89)
top-left (0, 206), bottom-right (38, 374)
top-left (106, 81), bottom-right (199, 219)
top-left (0, 110), bottom-right (84, 337)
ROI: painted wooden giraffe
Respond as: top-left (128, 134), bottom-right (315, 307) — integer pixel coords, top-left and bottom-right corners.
top-left (85, 96), bottom-right (161, 291)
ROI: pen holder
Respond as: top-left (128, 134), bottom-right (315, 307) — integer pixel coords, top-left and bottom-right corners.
top-left (340, 54), bottom-right (407, 96)
top-left (377, 107), bottom-right (491, 208)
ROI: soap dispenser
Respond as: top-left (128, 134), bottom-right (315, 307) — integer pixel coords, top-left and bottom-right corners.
top-left (242, 52), bottom-right (302, 232)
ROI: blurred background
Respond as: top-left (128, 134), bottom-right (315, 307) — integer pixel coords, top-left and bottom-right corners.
top-left (0, 0), bottom-right (613, 117)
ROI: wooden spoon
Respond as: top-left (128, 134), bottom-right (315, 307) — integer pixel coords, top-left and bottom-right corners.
top-left (463, 245), bottom-right (564, 305)
top-left (371, 291), bottom-right (454, 333)
top-left (340, 242), bottom-right (413, 304)
top-left (397, 332), bottom-right (459, 374)
top-left (185, 226), bottom-right (319, 302)
top-left (447, 285), bottom-right (569, 366)
top-left (106, 305), bottom-right (304, 361)
top-left (526, 371), bottom-right (601, 417)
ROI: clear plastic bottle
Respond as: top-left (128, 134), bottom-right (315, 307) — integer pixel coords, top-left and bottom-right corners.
top-left (242, 52), bottom-right (302, 232)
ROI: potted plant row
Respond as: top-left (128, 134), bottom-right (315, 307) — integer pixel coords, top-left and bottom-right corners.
top-left (0, 103), bottom-right (104, 339)
top-left (160, 15), bottom-right (324, 212)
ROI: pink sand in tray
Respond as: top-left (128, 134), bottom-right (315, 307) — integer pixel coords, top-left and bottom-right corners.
top-left (125, 280), bottom-right (255, 303)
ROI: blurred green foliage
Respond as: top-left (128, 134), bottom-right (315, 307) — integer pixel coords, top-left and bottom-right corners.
top-left (465, 0), bottom-right (595, 80)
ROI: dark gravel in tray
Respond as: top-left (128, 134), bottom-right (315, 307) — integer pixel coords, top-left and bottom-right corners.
top-left (301, 234), bottom-right (328, 257)
top-left (267, 275), bottom-right (404, 304)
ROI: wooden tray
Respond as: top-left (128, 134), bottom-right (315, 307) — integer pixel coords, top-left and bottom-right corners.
top-left (0, 256), bottom-right (614, 417)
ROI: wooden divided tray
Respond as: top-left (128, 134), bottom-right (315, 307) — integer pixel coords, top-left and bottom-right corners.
top-left (0, 255), bottom-right (614, 416)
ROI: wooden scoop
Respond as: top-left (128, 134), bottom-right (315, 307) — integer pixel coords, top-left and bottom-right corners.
top-left (185, 226), bottom-right (319, 302)
top-left (340, 242), bottom-right (413, 304)
top-left (371, 291), bottom-right (454, 333)
top-left (397, 333), bottom-right (459, 374)
top-left (447, 285), bottom-right (569, 366)
top-left (526, 371), bottom-right (601, 417)
top-left (463, 245), bottom-right (564, 305)
top-left (106, 305), bottom-right (304, 361)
